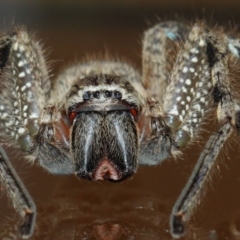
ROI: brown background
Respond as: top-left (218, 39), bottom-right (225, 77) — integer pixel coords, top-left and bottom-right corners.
top-left (1, 1), bottom-right (240, 239)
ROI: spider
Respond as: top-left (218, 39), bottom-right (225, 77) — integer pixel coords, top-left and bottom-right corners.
top-left (0, 20), bottom-right (240, 239)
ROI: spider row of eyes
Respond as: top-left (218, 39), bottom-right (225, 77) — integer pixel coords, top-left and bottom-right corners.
top-left (82, 90), bottom-right (122, 100)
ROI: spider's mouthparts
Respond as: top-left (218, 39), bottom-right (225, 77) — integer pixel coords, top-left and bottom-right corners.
top-left (91, 158), bottom-right (122, 181)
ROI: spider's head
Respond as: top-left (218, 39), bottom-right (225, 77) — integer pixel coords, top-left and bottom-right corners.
top-left (63, 74), bottom-right (144, 182)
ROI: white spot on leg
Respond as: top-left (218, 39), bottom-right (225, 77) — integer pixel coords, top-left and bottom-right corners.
top-left (23, 105), bottom-right (28, 111)
top-left (183, 67), bottom-right (188, 73)
top-left (19, 45), bottom-right (25, 52)
top-left (169, 105), bottom-right (179, 115)
top-left (19, 72), bottom-right (26, 78)
top-left (186, 79), bottom-right (191, 85)
top-left (26, 82), bottom-right (31, 88)
top-left (181, 86), bottom-right (187, 93)
top-left (21, 85), bottom-right (27, 92)
top-left (191, 57), bottom-right (198, 63)
top-left (192, 118), bottom-right (198, 123)
top-left (199, 39), bottom-right (205, 47)
top-left (18, 61), bottom-right (24, 67)
top-left (189, 67), bottom-right (195, 73)
top-left (13, 42), bottom-right (19, 51)
top-left (18, 127), bottom-right (26, 134)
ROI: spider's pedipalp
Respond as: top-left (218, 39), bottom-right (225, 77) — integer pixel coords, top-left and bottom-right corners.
top-left (138, 99), bottom-right (178, 165)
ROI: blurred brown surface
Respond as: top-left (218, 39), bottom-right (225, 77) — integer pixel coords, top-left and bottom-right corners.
top-left (1, 1), bottom-right (240, 240)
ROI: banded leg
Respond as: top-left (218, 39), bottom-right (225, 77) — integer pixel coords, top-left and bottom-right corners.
top-left (139, 23), bottom-right (212, 164)
top-left (163, 23), bottom-right (213, 148)
top-left (0, 27), bottom-right (50, 238)
top-left (0, 27), bottom-right (50, 151)
top-left (142, 21), bottom-right (189, 103)
top-left (170, 122), bottom-right (233, 237)
top-left (170, 27), bottom-right (239, 237)
top-left (0, 145), bottom-right (36, 239)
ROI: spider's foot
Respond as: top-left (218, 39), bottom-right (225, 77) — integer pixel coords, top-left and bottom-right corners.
top-left (170, 214), bottom-right (185, 238)
top-left (20, 212), bottom-right (35, 239)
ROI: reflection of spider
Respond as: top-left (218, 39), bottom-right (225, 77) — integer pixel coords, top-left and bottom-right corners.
top-left (0, 21), bottom-right (240, 239)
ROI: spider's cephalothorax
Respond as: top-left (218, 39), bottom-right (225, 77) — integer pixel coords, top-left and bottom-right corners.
top-left (56, 74), bottom-right (143, 181)
top-left (1, 21), bottom-right (240, 239)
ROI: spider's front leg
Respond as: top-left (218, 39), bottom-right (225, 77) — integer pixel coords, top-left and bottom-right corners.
top-left (169, 26), bottom-right (240, 237)
top-left (142, 21), bottom-right (240, 238)
top-left (0, 27), bottom-right (58, 238)
top-left (0, 28), bottom-right (50, 238)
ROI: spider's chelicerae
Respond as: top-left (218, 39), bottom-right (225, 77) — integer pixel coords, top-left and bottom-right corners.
top-left (0, 20), bottom-right (240, 239)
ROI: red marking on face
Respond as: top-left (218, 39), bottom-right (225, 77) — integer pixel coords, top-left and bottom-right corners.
top-left (137, 113), bottom-right (151, 141)
top-left (54, 112), bottom-right (71, 149)
top-left (69, 111), bottom-right (77, 123)
top-left (130, 108), bottom-right (138, 119)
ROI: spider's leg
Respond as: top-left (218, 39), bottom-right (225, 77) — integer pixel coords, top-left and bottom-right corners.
top-left (139, 23), bottom-right (212, 165)
top-left (0, 145), bottom-right (36, 239)
top-left (0, 27), bottom-right (51, 238)
top-left (170, 122), bottom-right (233, 237)
top-left (170, 27), bottom-right (239, 237)
top-left (0, 28), bottom-right (78, 176)
top-left (142, 21), bottom-right (189, 103)
top-left (163, 23), bottom-right (214, 148)
top-left (0, 27), bottom-right (50, 150)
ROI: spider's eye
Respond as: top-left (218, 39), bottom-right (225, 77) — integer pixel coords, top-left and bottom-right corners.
top-left (93, 91), bottom-right (100, 98)
top-left (69, 112), bottom-right (77, 122)
top-left (83, 91), bottom-right (91, 100)
top-left (114, 91), bottom-right (122, 99)
top-left (105, 90), bottom-right (112, 97)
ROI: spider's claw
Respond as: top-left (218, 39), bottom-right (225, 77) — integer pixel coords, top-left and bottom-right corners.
top-left (170, 214), bottom-right (185, 238)
top-left (20, 212), bottom-right (36, 239)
